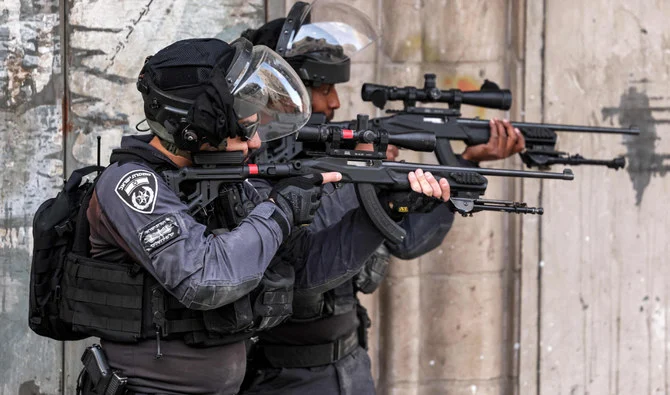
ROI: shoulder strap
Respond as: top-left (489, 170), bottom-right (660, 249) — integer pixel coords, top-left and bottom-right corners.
top-left (65, 165), bottom-right (104, 193)
top-left (110, 147), bottom-right (177, 174)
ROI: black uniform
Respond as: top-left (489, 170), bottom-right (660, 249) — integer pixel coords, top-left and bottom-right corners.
top-left (242, 182), bottom-right (458, 395)
top-left (82, 135), bottom-right (387, 394)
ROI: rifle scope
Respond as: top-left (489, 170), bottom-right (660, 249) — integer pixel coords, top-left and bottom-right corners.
top-left (362, 73), bottom-right (513, 111)
top-left (298, 125), bottom-right (436, 152)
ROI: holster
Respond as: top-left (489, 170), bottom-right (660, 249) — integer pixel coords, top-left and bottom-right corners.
top-left (77, 344), bottom-right (127, 395)
top-left (356, 302), bottom-right (371, 350)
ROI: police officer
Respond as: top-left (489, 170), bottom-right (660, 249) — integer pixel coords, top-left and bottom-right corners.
top-left (239, 2), bottom-right (526, 394)
top-left (74, 35), bottom-right (442, 395)
top-left (73, 37), bottom-right (388, 395)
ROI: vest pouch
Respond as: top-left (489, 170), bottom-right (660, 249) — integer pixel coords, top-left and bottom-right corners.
top-left (252, 259), bottom-right (295, 331)
top-left (62, 253), bottom-right (144, 343)
top-left (354, 244), bottom-right (390, 294)
top-left (291, 292), bottom-right (325, 322)
top-left (181, 296), bottom-right (254, 347)
top-left (330, 281), bottom-right (356, 316)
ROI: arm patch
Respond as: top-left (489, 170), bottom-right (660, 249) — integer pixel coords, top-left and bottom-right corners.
top-left (115, 169), bottom-right (158, 214)
top-left (139, 214), bottom-right (182, 254)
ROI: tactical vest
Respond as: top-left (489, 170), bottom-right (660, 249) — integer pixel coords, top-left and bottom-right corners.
top-left (60, 145), bottom-right (294, 347)
top-left (290, 244), bottom-right (389, 322)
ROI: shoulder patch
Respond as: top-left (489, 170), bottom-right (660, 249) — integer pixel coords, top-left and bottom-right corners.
top-left (139, 214), bottom-right (182, 254)
top-left (115, 169), bottom-right (158, 214)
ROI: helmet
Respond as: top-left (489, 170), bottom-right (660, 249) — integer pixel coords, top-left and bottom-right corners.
top-left (137, 37), bottom-right (311, 151)
top-left (243, 0), bottom-right (379, 87)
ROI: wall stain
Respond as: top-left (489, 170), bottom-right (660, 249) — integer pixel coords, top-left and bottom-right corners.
top-left (602, 87), bottom-right (670, 205)
top-left (18, 379), bottom-right (46, 395)
top-left (20, 0), bottom-right (58, 18)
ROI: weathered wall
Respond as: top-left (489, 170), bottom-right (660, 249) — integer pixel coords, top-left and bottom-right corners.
top-left (3, 0), bottom-right (666, 394)
top-left (0, 0), bottom-right (63, 393)
top-left (377, 1), bottom-right (519, 394)
top-left (0, 1), bottom-right (264, 394)
top-left (519, 1), bottom-right (670, 394)
top-left (281, 0), bottom-right (519, 394)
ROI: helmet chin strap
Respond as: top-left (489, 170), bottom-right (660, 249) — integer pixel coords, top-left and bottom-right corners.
top-left (158, 138), bottom-right (192, 159)
top-left (147, 119), bottom-right (194, 158)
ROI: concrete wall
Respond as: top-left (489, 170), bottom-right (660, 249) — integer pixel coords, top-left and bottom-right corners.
top-left (1, 0), bottom-right (668, 394)
top-left (281, 0), bottom-right (520, 393)
top-left (518, 1), bottom-right (670, 394)
top-left (0, 1), bottom-right (264, 394)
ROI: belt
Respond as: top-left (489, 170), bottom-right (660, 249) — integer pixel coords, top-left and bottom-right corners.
top-left (258, 329), bottom-right (359, 368)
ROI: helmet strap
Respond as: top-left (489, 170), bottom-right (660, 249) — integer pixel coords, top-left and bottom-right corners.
top-left (158, 136), bottom-right (193, 159)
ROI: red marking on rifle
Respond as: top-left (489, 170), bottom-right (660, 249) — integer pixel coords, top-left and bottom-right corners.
top-left (342, 129), bottom-right (354, 139)
top-left (248, 164), bottom-right (259, 175)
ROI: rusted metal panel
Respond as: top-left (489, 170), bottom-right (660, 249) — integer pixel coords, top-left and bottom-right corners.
top-left (0, 0), bottom-right (64, 394)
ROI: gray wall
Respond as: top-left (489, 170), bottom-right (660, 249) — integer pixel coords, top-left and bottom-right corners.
top-left (0, 1), bottom-right (264, 393)
top-left (1, 1), bottom-right (667, 394)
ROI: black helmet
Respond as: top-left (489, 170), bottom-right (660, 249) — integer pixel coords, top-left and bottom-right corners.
top-left (137, 37), bottom-right (312, 151)
top-left (243, 1), bottom-right (379, 87)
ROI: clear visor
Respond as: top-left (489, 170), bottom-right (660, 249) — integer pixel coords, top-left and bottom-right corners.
top-left (285, 1), bottom-right (379, 59)
top-left (232, 45), bottom-right (312, 142)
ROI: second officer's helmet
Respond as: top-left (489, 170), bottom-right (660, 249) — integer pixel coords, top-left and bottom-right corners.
top-left (242, 0), bottom-right (379, 87)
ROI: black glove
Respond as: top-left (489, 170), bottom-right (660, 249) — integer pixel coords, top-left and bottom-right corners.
top-left (378, 190), bottom-right (443, 221)
top-left (270, 174), bottom-right (325, 226)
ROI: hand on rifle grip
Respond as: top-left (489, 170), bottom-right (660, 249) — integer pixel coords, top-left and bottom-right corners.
top-left (461, 118), bottom-right (525, 162)
top-left (270, 172), bottom-right (342, 226)
top-left (408, 169), bottom-right (450, 201)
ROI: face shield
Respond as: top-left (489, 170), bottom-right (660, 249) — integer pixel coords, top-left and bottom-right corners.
top-left (279, 1), bottom-right (379, 61)
top-left (231, 45), bottom-right (312, 142)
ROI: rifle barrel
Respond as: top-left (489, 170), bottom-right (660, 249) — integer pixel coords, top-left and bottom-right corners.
top-left (384, 161), bottom-right (575, 180)
top-left (461, 119), bottom-right (639, 135)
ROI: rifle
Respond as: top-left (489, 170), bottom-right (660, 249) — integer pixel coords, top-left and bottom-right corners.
top-left (360, 73), bottom-right (640, 170)
top-left (162, 117), bottom-right (574, 244)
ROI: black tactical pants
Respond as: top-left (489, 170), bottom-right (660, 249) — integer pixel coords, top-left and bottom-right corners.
top-left (241, 346), bottom-right (375, 395)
